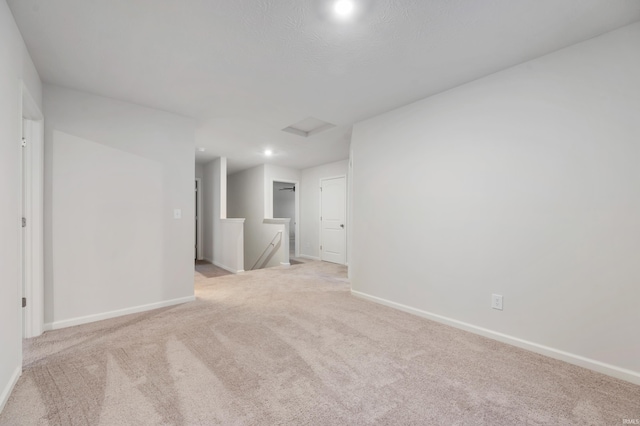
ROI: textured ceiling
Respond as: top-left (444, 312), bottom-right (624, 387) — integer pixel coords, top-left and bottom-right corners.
top-left (8, 0), bottom-right (640, 172)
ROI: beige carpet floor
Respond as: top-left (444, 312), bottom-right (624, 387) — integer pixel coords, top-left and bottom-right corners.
top-left (194, 260), bottom-right (233, 279)
top-left (1, 261), bottom-right (638, 425)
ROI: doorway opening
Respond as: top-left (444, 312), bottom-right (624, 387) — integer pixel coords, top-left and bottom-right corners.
top-left (195, 178), bottom-right (202, 260)
top-left (20, 83), bottom-right (44, 340)
top-left (272, 180), bottom-right (299, 259)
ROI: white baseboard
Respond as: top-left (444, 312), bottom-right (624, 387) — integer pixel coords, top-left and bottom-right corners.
top-left (0, 366), bottom-right (21, 414)
top-left (351, 290), bottom-right (640, 386)
top-left (210, 259), bottom-right (243, 274)
top-left (43, 296), bottom-right (195, 331)
top-left (298, 254), bottom-right (320, 261)
top-left (281, 262), bottom-right (291, 266)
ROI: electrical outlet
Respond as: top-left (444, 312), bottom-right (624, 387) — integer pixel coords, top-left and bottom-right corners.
top-left (491, 294), bottom-right (503, 311)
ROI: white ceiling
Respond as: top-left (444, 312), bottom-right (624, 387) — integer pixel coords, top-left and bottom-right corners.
top-left (8, 0), bottom-right (640, 173)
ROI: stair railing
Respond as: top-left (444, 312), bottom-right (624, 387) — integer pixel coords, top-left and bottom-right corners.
top-left (251, 231), bottom-right (283, 270)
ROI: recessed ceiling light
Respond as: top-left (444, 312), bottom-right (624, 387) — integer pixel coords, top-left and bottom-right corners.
top-left (197, 147), bottom-right (206, 152)
top-left (334, 0), bottom-right (355, 17)
top-left (264, 149), bottom-right (273, 157)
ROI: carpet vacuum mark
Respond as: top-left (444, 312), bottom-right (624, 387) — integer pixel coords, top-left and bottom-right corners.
top-left (1, 261), bottom-right (638, 425)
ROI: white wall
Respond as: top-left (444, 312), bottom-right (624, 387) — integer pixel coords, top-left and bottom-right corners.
top-left (202, 157), bottom-right (243, 272)
top-left (218, 219), bottom-right (245, 273)
top-left (195, 163), bottom-right (204, 179)
top-left (228, 165), bottom-right (267, 270)
top-left (43, 85), bottom-right (196, 328)
top-left (0, 0), bottom-right (42, 412)
top-left (351, 23), bottom-right (640, 384)
top-left (300, 160), bottom-right (349, 260)
top-left (228, 164), bottom-right (298, 270)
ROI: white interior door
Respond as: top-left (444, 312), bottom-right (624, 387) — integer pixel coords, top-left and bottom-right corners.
top-left (320, 176), bottom-right (346, 265)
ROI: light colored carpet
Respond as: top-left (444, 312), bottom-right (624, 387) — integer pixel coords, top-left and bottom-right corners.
top-left (1, 261), bottom-right (638, 425)
top-left (194, 260), bottom-right (232, 279)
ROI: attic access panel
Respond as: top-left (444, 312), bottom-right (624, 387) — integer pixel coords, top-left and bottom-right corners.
top-left (282, 117), bottom-right (335, 137)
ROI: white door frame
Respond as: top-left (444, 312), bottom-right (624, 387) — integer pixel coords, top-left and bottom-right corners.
top-left (20, 82), bottom-right (44, 339)
top-left (319, 174), bottom-right (347, 265)
top-left (195, 178), bottom-right (203, 260)
top-left (269, 178), bottom-right (300, 258)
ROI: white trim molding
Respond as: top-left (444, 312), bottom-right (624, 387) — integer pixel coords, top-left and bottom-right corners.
top-left (220, 218), bottom-right (246, 223)
top-left (0, 367), bottom-right (21, 414)
top-left (43, 296), bottom-right (195, 331)
top-left (298, 254), bottom-right (320, 261)
top-left (351, 290), bottom-right (640, 386)
top-left (210, 259), bottom-right (244, 274)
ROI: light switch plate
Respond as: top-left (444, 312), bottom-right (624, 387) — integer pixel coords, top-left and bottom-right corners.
top-left (174, 209), bottom-right (182, 219)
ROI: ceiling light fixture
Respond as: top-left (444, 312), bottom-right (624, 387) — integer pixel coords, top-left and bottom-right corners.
top-left (197, 147), bottom-right (206, 152)
top-left (334, 0), bottom-right (355, 17)
top-left (264, 149), bottom-right (273, 157)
